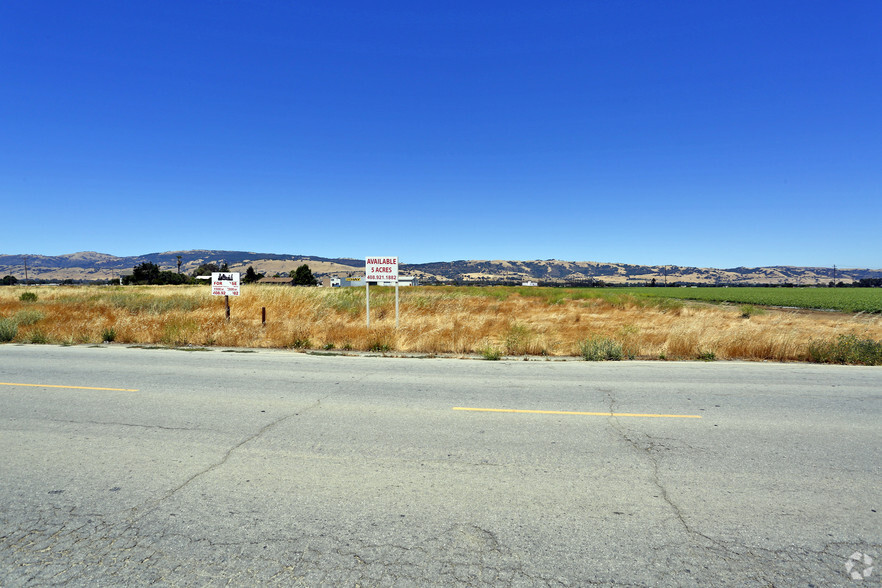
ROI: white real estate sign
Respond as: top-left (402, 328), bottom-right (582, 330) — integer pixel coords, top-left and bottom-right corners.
top-left (211, 272), bottom-right (241, 296)
top-left (365, 257), bottom-right (398, 283)
top-left (364, 256), bottom-right (400, 328)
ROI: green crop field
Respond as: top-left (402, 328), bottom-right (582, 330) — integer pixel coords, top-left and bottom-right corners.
top-left (617, 287), bottom-right (882, 313)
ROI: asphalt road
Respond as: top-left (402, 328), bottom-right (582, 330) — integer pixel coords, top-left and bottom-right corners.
top-left (1, 345), bottom-right (880, 586)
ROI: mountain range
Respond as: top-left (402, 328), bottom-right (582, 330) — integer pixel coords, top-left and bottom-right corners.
top-left (1, 250), bottom-right (879, 286)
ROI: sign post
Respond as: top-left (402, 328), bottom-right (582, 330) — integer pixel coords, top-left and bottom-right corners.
top-left (365, 257), bottom-right (399, 327)
top-left (211, 272), bottom-right (240, 321)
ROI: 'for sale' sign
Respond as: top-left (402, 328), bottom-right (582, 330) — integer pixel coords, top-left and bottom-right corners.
top-left (211, 272), bottom-right (240, 296)
top-left (365, 257), bottom-right (398, 282)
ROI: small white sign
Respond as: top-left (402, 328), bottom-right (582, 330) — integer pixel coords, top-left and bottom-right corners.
top-left (211, 272), bottom-right (240, 296)
top-left (365, 257), bottom-right (398, 283)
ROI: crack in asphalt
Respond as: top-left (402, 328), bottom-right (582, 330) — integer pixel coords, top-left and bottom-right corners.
top-left (46, 418), bottom-right (212, 433)
top-left (4, 460), bottom-right (876, 585)
top-left (603, 390), bottom-right (727, 551)
top-left (599, 391), bottom-right (877, 585)
top-left (130, 396), bottom-right (327, 519)
top-left (601, 389), bottom-right (882, 585)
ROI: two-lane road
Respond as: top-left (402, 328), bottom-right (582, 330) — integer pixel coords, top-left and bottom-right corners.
top-left (1, 345), bottom-right (879, 586)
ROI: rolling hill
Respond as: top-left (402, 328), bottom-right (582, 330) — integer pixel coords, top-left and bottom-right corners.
top-left (1, 250), bottom-right (879, 286)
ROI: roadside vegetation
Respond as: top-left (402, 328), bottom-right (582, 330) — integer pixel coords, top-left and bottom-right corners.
top-left (0, 285), bottom-right (880, 365)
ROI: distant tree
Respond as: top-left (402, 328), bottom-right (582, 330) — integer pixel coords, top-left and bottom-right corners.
top-left (129, 262), bottom-right (161, 284)
top-left (123, 262), bottom-right (192, 285)
top-left (292, 264), bottom-right (317, 286)
top-left (159, 271), bottom-right (191, 285)
top-left (243, 266), bottom-right (264, 284)
top-left (1, 275), bottom-right (18, 286)
top-left (191, 262), bottom-right (229, 277)
top-left (191, 263), bottom-right (217, 277)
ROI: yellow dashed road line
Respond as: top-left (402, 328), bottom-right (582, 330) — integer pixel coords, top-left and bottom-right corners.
top-left (0, 382), bottom-right (139, 392)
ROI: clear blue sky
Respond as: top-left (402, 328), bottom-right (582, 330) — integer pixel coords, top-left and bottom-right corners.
top-left (2, 1), bottom-right (880, 268)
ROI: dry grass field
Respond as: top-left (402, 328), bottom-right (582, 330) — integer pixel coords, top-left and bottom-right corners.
top-left (1, 285), bottom-right (881, 363)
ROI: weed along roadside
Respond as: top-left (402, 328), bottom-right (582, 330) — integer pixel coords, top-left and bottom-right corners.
top-left (0, 285), bottom-right (880, 365)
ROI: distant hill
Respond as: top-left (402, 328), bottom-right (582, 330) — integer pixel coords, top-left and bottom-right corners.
top-left (1, 250), bottom-right (880, 286)
top-left (0, 251), bottom-right (364, 282)
top-left (412, 259), bottom-right (882, 286)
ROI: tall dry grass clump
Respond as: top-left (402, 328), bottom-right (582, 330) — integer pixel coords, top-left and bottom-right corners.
top-left (0, 285), bottom-right (880, 363)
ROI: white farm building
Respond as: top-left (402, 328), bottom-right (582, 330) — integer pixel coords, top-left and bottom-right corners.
top-left (322, 276), bottom-right (419, 287)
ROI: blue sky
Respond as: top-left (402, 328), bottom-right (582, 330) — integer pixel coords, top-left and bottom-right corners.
top-left (2, 1), bottom-right (880, 268)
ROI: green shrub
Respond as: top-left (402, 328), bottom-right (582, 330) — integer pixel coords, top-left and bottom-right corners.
top-left (504, 323), bottom-right (533, 355)
top-left (479, 344), bottom-right (502, 360)
top-left (579, 336), bottom-right (623, 361)
top-left (0, 318), bottom-right (17, 342)
top-left (291, 338), bottom-right (312, 349)
top-left (697, 350), bottom-right (716, 361)
top-left (808, 334), bottom-right (882, 366)
top-left (368, 341), bottom-right (390, 353)
top-left (19, 292), bottom-right (38, 302)
top-left (102, 327), bottom-right (117, 342)
top-left (27, 329), bottom-right (50, 344)
top-left (13, 309), bottom-right (44, 325)
top-left (739, 305), bottom-right (765, 319)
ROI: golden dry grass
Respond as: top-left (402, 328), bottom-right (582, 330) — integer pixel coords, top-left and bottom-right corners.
top-left (1, 285), bottom-right (880, 361)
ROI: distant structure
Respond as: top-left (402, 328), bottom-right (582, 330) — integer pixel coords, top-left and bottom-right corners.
top-left (522, 280), bottom-right (538, 287)
top-left (378, 276), bottom-right (419, 287)
top-left (256, 277), bottom-right (295, 286)
top-left (321, 276), bottom-right (419, 287)
top-left (321, 276), bottom-right (363, 287)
